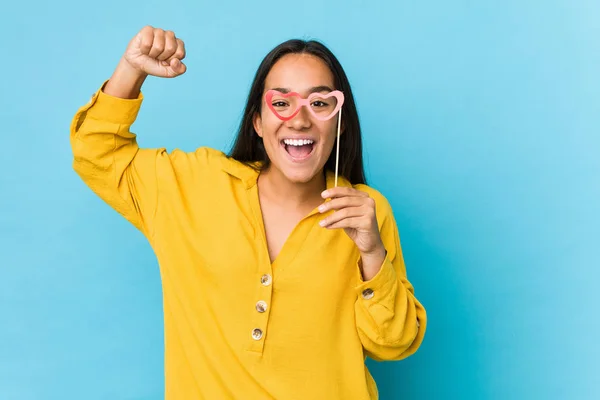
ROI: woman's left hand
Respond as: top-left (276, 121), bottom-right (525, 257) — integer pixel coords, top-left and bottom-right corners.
top-left (319, 187), bottom-right (387, 280)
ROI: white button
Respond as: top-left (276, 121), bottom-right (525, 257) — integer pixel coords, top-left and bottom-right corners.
top-left (252, 328), bottom-right (263, 340)
top-left (362, 288), bottom-right (374, 300)
top-left (256, 300), bottom-right (267, 313)
top-left (261, 274), bottom-right (272, 286)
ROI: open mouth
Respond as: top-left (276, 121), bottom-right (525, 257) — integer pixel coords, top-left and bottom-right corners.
top-left (280, 138), bottom-right (316, 161)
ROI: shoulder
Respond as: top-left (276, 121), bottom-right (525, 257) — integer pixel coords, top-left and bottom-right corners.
top-left (160, 146), bottom-right (259, 186)
top-left (155, 146), bottom-right (230, 172)
top-left (151, 146), bottom-right (230, 184)
top-left (163, 146), bottom-right (226, 162)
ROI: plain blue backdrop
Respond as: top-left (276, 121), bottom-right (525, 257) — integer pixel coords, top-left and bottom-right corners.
top-left (1, 1), bottom-right (598, 399)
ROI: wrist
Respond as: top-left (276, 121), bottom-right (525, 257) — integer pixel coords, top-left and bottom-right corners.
top-left (103, 58), bottom-right (148, 99)
top-left (359, 244), bottom-right (387, 281)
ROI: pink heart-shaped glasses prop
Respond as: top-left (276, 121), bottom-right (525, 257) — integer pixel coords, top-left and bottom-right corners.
top-left (265, 90), bottom-right (345, 121)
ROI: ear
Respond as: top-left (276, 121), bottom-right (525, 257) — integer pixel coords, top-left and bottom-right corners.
top-left (253, 112), bottom-right (263, 138)
top-left (341, 118), bottom-right (346, 136)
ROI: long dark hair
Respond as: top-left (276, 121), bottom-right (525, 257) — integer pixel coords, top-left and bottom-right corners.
top-left (227, 39), bottom-right (367, 185)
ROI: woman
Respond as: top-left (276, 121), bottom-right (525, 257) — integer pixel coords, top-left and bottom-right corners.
top-left (70, 25), bottom-right (427, 399)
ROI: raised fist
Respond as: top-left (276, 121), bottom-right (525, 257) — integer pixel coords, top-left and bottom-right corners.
top-left (122, 25), bottom-right (187, 78)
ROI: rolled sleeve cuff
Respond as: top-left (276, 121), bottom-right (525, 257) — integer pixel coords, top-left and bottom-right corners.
top-left (83, 80), bottom-right (144, 125)
top-left (354, 252), bottom-right (397, 304)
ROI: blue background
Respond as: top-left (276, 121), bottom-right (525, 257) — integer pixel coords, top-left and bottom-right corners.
top-left (1, 1), bottom-right (598, 399)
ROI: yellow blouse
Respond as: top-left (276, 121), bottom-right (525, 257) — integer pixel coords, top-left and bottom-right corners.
top-left (69, 83), bottom-right (427, 399)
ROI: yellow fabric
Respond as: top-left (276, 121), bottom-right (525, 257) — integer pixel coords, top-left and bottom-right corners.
top-left (69, 83), bottom-right (427, 399)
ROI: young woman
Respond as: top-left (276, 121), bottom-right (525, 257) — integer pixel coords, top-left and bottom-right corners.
top-left (70, 25), bottom-right (427, 399)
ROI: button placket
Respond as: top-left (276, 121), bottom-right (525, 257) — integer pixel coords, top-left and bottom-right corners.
top-left (246, 271), bottom-right (273, 352)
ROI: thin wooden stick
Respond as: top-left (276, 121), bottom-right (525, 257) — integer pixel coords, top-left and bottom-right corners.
top-left (334, 109), bottom-right (342, 187)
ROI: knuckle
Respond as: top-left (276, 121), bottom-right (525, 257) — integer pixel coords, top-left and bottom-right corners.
top-left (177, 40), bottom-right (186, 58)
top-left (140, 42), bottom-right (153, 53)
top-left (165, 32), bottom-right (176, 45)
top-left (154, 29), bottom-right (165, 41)
top-left (140, 38), bottom-right (151, 50)
top-left (165, 41), bottom-right (177, 53)
top-left (153, 40), bottom-right (165, 52)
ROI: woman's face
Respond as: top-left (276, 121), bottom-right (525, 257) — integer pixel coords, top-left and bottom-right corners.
top-left (253, 53), bottom-right (341, 184)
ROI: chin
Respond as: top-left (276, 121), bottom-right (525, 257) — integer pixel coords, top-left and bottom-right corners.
top-left (282, 167), bottom-right (317, 184)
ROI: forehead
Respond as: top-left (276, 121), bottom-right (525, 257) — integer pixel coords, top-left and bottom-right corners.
top-left (265, 53), bottom-right (334, 94)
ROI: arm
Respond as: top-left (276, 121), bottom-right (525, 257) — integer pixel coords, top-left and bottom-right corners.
top-left (353, 202), bottom-right (427, 361)
top-left (319, 187), bottom-right (427, 361)
top-left (70, 26), bottom-right (187, 237)
top-left (70, 71), bottom-right (158, 236)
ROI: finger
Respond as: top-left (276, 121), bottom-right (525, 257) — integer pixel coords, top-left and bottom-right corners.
top-left (322, 187), bottom-right (369, 199)
top-left (148, 29), bottom-right (166, 59)
top-left (319, 196), bottom-right (366, 213)
top-left (157, 30), bottom-right (177, 61)
top-left (175, 38), bottom-right (186, 60)
top-left (138, 26), bottom-right (155, 56)
top-left (162, 38), bottom-right (186, 67)
top-left (167, 57), bottom-right (187, 76)
top-left (319, 207), bottom-right (364, 227)
top-left (324, 216), bottom-right (367, 230)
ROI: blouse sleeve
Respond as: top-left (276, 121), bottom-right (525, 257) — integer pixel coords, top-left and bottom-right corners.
top-left (70, 82), bottom-right (162, 237)
top-left (354, 197), bottom-right (427, 361)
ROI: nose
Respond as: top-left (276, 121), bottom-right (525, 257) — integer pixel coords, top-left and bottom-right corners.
top-left (286, 106), bottom-right (312, 131)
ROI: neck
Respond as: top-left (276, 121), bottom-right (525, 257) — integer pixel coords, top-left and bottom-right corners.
top-left (257, 165), bottom-right (327, 209)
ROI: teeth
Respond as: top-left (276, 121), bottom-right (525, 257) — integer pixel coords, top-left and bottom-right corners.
top-left (283, 139), bottom-right (314, 146)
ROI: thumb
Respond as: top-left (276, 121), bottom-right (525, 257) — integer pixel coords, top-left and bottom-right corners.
top-left (169, 58), bottom-right (186, 76)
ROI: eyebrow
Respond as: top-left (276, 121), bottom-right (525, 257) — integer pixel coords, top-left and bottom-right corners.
top-left (270, 85), bottom-right (334, 94)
